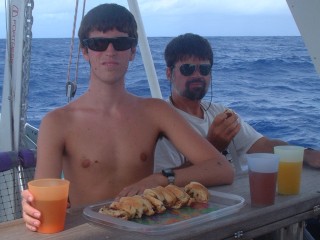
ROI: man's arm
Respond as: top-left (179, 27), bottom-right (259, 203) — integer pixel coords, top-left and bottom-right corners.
top-left (304, 148), bottom-right (320, 168)
top-left (247, 137), bottom-right (287, 153)
top-left (159, 102), bottom-right (234, 185)
top-left (35, 110), bottom-right (65, 178)
top-left (117, 100), bottom-right (235, 198)
top-left (22, 110), bottom-right (66, 231)
top-left (248, 137), bottom-right (320, 168)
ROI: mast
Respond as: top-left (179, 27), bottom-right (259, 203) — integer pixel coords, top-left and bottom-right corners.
top-left (127, 0), bottom-right (162, 99)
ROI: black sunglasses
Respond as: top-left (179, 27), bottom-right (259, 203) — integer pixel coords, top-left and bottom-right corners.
top-left (82, 37), bottom-right (137, 52)
top-left (176, 64), bottom-right (212, 76)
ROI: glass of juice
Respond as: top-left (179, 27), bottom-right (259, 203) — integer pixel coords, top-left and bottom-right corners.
top-left (246, 153), bottom-right (279, 207)
top-left (274, 145), bottom-right (304, 195)
top-left (28, 178), bottom-right (70, 233)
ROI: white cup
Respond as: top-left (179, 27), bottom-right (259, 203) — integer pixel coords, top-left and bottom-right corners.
top-left (246, 153), bottom-right (279, 207)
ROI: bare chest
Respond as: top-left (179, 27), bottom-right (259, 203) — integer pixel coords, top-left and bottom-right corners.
top-left (63, 113), bottom-right (158, 172)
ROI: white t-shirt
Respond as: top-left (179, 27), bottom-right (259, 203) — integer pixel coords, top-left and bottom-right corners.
top-left (154, 101), bottom-right (263, 175)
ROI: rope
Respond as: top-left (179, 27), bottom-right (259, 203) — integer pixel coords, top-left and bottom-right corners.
top-left (66, 0), bottom-right (80, 102)
top-left (66, 0), bottom-right (87, 102)
top-left (73, 0), bottom-right (87, 91)
top-left (21, 0), bottom-right (34, 150)
top-left (4, 0), bottom-right (14, 150)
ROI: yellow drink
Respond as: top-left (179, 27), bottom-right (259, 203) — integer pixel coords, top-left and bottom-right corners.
top-left (277, 161), bottom-right (302, 195)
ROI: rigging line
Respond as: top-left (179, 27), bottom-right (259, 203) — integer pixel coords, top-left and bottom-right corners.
top-left (66, 0), bottom-right (80, 102)
top-left (73, 0), bottom-right (86, 90)
top-left (5, 0), bottom-right (15, 151)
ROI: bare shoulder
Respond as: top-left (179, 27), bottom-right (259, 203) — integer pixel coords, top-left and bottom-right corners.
top-left (139, 97), bottom-right (174, 113)
top-left (42, 105), bottom-right (70, 124)
top-left (136, 97), bottom-right (186, 125)
top-left (39, 102), bottom-right (76, 131)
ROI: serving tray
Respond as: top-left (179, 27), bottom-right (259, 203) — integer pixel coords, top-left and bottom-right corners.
top-left (83, 190), bottom-right (245, 235)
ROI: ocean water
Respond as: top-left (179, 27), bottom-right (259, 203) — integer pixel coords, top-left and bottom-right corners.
top-left (0, 36), bottom-right (320, 148)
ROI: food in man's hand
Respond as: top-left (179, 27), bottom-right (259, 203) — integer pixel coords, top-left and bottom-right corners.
top-left (98, 182), bottom-right (210, 220)
top-left (224, 108), bottom-right (234, 118)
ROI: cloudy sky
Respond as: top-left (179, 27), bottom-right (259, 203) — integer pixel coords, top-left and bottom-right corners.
top-left (0, 0), bottom-right (300, 38)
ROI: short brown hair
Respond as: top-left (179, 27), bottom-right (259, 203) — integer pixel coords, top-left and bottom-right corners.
top-left (78, 3), bottom-right (138, 48)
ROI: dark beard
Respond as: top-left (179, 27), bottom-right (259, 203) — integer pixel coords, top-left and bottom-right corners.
top-left (182, 78), bottom-right (207, 100)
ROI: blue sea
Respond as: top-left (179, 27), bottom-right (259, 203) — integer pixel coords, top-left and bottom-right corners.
top-left (0, 36), bottom-right (320, 149)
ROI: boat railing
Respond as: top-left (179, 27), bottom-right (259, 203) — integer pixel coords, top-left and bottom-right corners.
top-left (0, 149), bottom-right (36, 223)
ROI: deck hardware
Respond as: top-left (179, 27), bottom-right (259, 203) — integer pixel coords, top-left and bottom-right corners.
top-left (314, 205), bottom-right (320, 214)
top-left (234, 230), bottom-right (244, 239)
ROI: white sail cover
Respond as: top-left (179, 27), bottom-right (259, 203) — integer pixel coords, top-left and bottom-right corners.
top-left (0, 0), bottom-right (27, 151)
top-left (286, 0), bottom-right (320, 76)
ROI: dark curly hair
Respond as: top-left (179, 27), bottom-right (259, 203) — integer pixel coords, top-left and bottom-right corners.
top-left (164, 33), bottom-right (213, 68)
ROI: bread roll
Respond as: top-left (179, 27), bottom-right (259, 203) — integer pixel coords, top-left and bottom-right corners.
top-left (99, 206), bottom-right (130, 220)
top-left (99, 182), bottom-right (210, 220)
top-left (184, 181), bottom-right (209, 203)
top-left (155, 186), bottom-right (177, 208)
top-left (165, 184), bottom-right (190, 209)
top-left (143, 188), bottom-right (166, 213)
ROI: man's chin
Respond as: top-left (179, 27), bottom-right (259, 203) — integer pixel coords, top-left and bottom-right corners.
top-left (189, 91), bottom-right (206, 100)
top-left (185, 95), bottom-right (205, 101)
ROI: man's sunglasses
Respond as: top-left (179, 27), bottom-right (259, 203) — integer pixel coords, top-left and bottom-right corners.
top-left (82, 37), bottom-right (137, 52)
top-left (176, 64), bottom-right (212, 76)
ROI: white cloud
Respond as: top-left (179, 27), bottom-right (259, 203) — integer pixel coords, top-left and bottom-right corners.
top-left (0, 0), bottom-right (297, 38)
top-left (138, 0), bottom-right (289, 15)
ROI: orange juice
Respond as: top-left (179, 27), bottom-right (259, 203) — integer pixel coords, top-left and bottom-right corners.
top-left (34, 198), bottom-right (68, 233)
top-left (277, 161), bottom-right (302, 195)
top-left (28, 178), bottom-right (69, 234)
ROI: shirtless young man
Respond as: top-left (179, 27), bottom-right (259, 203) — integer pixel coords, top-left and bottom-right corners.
top-left (21, 4), bottom-right (234, 231)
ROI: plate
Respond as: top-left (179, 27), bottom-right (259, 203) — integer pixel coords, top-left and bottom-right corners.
top-left (83, 190), bottom-right (245, 235)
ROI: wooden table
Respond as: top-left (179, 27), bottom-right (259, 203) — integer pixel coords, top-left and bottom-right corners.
top-left (1, 166), bottom-right (319, 240)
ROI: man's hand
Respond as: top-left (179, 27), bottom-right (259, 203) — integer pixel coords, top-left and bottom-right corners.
top-left (207, 109), bottom-right (241, 152)
top-left (304, 148), bottom-right (320, 168)
top-left (21, 190), bottom-right (41, 232)
top-left (115, 173), bottom-right (165, 200)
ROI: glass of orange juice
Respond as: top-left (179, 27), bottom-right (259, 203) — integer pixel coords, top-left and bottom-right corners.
top-left (28, 178), bottom-right (70, 233)
top-left (274, 145), bottom-right (304, 195)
